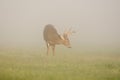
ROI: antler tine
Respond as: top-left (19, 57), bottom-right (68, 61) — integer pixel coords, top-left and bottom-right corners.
top-left (63, 28), bottom-right (68, 34)
top-left (64, 27), bottom-right (76, 36)
top-left (64, 27), bottom-right (72, 36)
top-left (69, 27), bottom-right (72, 32)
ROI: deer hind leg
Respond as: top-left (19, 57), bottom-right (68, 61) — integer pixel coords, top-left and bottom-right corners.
top-left (46, 43), bottom-right (50, 55)
top-left (52, 45), bottom-right (55, 56)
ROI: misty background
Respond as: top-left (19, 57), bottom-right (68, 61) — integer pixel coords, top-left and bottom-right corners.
top-left (0, 0), bottom-right (120, 52)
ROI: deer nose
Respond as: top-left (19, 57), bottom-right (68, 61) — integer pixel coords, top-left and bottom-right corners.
top-left (68, 46), bottom-right (71, 48)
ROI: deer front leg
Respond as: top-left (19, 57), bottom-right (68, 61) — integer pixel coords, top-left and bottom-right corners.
top-left (52, 45), bottom-right (55, 56)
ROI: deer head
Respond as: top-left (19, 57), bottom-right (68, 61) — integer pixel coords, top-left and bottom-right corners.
top-left (60, 27), bottom-right (75, 48)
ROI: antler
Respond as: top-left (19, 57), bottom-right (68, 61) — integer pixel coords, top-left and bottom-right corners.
top-left (64, 27), bottom-right (75, 36)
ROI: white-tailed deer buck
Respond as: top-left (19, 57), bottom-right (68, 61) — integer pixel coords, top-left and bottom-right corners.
top-left (43, 24), bottom-right (75, 55)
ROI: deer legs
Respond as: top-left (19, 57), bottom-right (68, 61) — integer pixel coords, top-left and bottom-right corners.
top-left (46, 43), bottom-right (55, 56)
top-left (52, 45), bottom-right (55, 56)
top-left (46, 43), bottom-right (50, 56)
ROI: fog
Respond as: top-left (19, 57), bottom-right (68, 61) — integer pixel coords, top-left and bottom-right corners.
top-left (0, 0), bottom-right (120, 51)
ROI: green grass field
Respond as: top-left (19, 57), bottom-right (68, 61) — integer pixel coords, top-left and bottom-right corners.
top-left (0, 48), bottom-right (120, 80)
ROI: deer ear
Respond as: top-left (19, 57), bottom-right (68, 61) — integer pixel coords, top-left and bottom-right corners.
top-left (60, 35), bottom-right (65, 40)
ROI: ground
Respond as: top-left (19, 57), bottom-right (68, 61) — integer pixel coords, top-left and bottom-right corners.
top-left (0, 48), bottom-right (120, 80)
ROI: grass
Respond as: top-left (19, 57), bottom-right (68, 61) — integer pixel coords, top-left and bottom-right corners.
top-left (0, 48), bottom-right (120, 80)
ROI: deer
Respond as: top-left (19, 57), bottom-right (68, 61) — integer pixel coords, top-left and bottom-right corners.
top-left (43, 24), bottom-right (75, 56)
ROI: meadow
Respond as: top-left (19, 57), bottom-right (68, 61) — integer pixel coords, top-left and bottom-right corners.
top-left (0, 48), bottom-right (120, 80)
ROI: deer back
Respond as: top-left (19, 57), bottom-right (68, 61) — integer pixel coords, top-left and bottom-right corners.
top-left (43, 24), bottom-right (61, 43)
